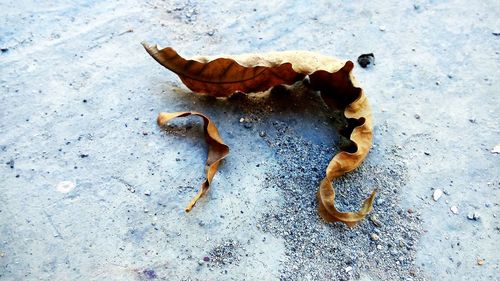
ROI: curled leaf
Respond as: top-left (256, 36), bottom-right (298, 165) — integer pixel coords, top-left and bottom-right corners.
top-left (145, 42), bottom-right (376, 227)
top-left (308, 63), bottom-right (376, 226)
top-left (157, 112), bottom-right (229, 212)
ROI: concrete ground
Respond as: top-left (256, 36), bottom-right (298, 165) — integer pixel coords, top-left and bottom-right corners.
top-left (0, 0), bottom-right (498, 280)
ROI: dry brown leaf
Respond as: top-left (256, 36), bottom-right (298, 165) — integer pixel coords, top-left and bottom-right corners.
top-left (157, 111), bottom-right (229, 212)
top-left (144, 42), bottom-right (376, 227)
top-left (142, 42), bottom-right (304, 97)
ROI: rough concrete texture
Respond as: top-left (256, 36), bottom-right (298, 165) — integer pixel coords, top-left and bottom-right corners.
top-left (1, 0), bottom-right (499, 280)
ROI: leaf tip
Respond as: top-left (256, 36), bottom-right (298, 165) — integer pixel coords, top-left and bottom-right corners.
top-left (141, 41), bottom-right (151, 50)
top-left (142, 41), bottom-right (160, 57)
top-left (157, 112), bottom-right (168, 126)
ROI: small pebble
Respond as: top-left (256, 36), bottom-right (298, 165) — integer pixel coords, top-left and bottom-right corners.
top-left (239, 118), bottom-right (245, 123)
top-left (370, 215), bottom-right (382, 227)
top-left (376, 198), bottom-right (385, 205)
top-left (467, 211), bottom-right (480, 221)
top-left (433, 189), bottom-right (443, 201)
top-left (370, 233), bottom-right (380, 241)
top-left (450, 205), bottom-right (459, 214)
top-left (376, 244), bottom-right (383, 250)
top-left (203, 256), bottom-right (210, 262)
top-left (357, 53), bottom-right (375, 68)
top-left (477, 258), bottom-right (485, 265)
top-left (414, 114), bottom-right (420, 120)
top-left (379, 25), bottom-right (386, 31)
top-left (144, 190), bottom-right (151, 196)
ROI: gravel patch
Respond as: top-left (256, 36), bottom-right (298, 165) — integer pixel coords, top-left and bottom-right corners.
top-left (256, 118), bottom-right (424, 280)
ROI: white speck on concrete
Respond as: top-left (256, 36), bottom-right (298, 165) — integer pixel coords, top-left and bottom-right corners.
top-left (433, 189), bottom-right (443, 201)
top-left (492, 144), bottom-right (500, 154)
top-left (55, 181), bottom-right (75, 193)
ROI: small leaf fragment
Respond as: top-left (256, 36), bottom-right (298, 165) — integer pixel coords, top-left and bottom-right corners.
top-left (157, 112), bottom-right (229, 212)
